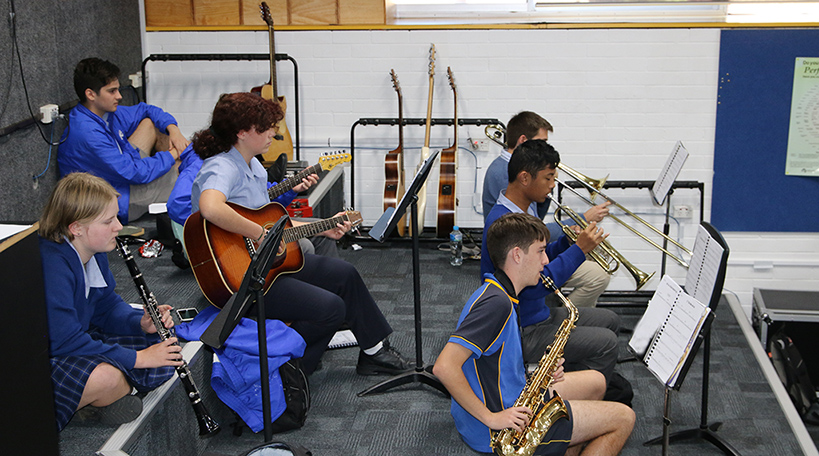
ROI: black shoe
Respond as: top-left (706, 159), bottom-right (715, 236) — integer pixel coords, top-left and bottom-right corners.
top-left (356, 340), bottom-right (412, 376)
top-left (77, 394), bottom-right (143, 426)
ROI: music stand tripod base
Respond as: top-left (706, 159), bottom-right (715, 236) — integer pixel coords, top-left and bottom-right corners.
top-left (357, 365), bottom-right (449, 397)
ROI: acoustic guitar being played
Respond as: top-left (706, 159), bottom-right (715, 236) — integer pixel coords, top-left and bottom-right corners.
top-left (252, 2), bottom-right (293, 164)
top-left (185, 203), bottom-right (363, 308)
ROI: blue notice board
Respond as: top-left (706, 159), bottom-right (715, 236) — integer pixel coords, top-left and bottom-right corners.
top-left (713, 29), bottom-right (819, 232)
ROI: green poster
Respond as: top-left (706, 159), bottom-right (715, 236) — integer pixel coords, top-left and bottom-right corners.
top-left (786, 57), bottom-right (819, 177)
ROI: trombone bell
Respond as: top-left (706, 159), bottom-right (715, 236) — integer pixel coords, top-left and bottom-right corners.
top-left (557, 163), bottom-right (608, 199)
top-left (484, 124), bottom-right (507, 148)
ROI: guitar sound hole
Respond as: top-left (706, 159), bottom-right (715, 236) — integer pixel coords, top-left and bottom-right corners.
top-left (441, 184), bottom-right (452, 195)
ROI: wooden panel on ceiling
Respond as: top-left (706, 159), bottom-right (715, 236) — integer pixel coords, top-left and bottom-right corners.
top-left (290, 0), bottom-right (338, 25)
top-left (242, 0), bottom-right (289, 26)
top-left (145, 0), bottom-right (194, 27)
top-left (193, 0), bottom-right (241, 25)
top-left (339, 0), bottom-right (385, 25)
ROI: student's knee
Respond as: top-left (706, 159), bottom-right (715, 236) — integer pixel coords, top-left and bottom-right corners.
top-left (85, 363), bottom-right (130, 400)
top-left (616, 403), bottom-right (636, 433)
top-left (587, 370), bottom-right (606, 399)
top-left (129, 118), bottom-right (160, 154)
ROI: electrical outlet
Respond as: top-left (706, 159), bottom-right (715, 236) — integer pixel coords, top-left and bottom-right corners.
top-left (673, 205), bottom-right (691, 218)
top-left (129, 72), bottom-right (142, 88)
top-left (39, 104), bottom-right (59, 124)
top-left (470, 139), bottom-right (491, 152)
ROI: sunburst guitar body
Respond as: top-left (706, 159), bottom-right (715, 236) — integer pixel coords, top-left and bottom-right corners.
top-left (184, 202), bottom-right (362, 308)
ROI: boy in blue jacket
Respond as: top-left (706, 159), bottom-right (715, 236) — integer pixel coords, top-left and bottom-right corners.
top-left (482, 140), bottom-right (620, 386)
top-left (59, 57), bottom-right (190, 223)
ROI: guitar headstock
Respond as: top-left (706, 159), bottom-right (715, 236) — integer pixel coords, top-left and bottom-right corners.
top-left (344, 210), bottom-right (363, 229)
top-left (390, 69), bottom-right (401, 96)
top-left (260, 2), bottom-right (274, 27)
top-left (428, 44), bottom-right (436, 77)
top-left (318, 151), bottom-right (352, 171)
top-left (447, 67), bottom-right (456, 91)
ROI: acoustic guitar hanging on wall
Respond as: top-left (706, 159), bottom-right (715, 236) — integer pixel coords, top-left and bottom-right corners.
top-left (253, 2), bottom-right (294, 163)
top-left (436, 67), bottom-right (458, 237)
top-left (411, 44), bottom-right (436, 236)
top-left (383, 70), bottom-right (407, 237)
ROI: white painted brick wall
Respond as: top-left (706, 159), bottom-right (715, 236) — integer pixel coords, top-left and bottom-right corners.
top-left (143, 28), bottom-right (819, 315)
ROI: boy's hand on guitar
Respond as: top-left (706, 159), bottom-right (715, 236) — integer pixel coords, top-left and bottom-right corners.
top-left (292, 173), bottom-right (318, 193)
top-left (321, 212), bottom-right (352, 240)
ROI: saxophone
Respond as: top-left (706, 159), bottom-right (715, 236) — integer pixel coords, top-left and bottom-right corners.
top-left (491, 274), bottom-right (578, 456)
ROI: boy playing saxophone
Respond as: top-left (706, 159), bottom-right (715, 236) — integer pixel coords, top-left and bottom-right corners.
top-left (433, 213), bottom-right (634, 455)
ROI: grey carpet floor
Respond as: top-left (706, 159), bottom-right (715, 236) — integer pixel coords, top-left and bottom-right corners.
top-left (58, 228), bottom-right (816, 455)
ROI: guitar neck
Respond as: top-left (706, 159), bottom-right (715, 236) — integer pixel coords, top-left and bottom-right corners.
top-left (283, 214), bottom-right (348, 243)
top-left (423, 74), bottom-right (434, 148)
top-left (268, 163), bottom-right (323, 200)
top-left (268, 24), bottom-right (278, 98)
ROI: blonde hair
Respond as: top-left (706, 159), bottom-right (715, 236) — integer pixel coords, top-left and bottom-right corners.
top-left (39, 173), bottom-right (120, 242)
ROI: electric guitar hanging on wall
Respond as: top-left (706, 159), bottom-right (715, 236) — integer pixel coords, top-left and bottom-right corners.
top-left (253, 2), bottom-right (294, 163)
top-left (436, 67), bottom-right (458, 237)
top-left (384, 70), bottom-right (407, 237)
top-left (411, 44), bottom-right (436, 236)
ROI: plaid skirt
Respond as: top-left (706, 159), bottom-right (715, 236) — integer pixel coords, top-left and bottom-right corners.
top-left (50, 331), bottom-right (175, 431)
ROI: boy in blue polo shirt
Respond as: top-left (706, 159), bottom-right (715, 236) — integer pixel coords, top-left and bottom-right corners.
top-left (434, 212), bottom-right (634, 455)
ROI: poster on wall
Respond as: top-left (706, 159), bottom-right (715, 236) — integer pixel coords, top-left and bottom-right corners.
top-left (785, 57), bottom-right (819, 177)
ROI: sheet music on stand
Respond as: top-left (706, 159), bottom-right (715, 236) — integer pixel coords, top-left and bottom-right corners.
top-left (651, 141), bottom-right (689, 206)
top-left (685, 225), bottom-right (726, 306)
top-left (629, 275), bottom-right (713, 388)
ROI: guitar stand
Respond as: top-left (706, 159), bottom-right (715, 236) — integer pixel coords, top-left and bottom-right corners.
top-left (349, 117), bottom-right (503, 210)
top-left (142, 52), bottom-right (301, 160)
top-left (358, 198), bottom-right (449, 398)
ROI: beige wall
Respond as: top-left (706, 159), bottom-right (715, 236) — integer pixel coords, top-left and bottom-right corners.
top-left (144, 0), bottom-right (386, 27)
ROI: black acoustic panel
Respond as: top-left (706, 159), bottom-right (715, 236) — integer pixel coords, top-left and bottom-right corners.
top-left (0, 0), bottom-right (142, 222)
top-left (0, 230), bottom-right (58, 456)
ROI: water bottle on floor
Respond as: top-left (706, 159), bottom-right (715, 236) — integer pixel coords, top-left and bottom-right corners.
top-left (449, 226), bottom-right (463, 266)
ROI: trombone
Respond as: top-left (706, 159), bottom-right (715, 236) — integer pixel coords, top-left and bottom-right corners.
top-left (485, 124), bottom-right (692, 268)
top-left (551, 199), bottom-right (655, 291)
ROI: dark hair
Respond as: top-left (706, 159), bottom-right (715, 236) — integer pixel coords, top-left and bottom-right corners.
top-left (191, 92), bottom-right (284, 160)
top-left (506, 111), bottom-right (553, 150)
top-left (487, 212), bottom-right (550, 270)
top-left (74, 58), bottom-right (120, 103)
top-left (39, 173), bottom-right (120, 242)
top-left (507, 139), bottom-right (560, 184)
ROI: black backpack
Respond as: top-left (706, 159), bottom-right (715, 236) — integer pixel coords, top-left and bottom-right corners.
top-left (769, 330), bottom-right (819, 424)
top-left (269, 358), bottom-right (311, 433)
top-left (230, 358), bottom-right (311, 436)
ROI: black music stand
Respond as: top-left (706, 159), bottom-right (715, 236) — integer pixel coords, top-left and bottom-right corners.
top-left (357, 149), bottom-right (449, 397)
top-left (199, 217), bottom-right (288, 443)
top-left (645, 221), bottom-right (738, 455)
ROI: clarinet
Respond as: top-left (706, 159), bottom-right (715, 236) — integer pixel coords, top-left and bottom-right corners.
top-left (114, 237), bottom-right (220, 437)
